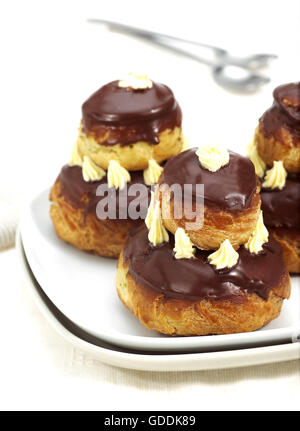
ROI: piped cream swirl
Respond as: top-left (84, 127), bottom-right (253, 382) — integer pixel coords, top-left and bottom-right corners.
top-left (145, 191), bottom-right (155, 229)
top-left (143, 159), bottom-right (163, 186)
top-left (246, 140), bottom-right (266, 178)
top-left (119, 72), bottom-right (153, 90)
top-left (245, 211), bottom-right (269, 254)
top-left (196, 144), bottom-right (229, 172)
top-left (69, 140), bottom-right (83, 167)
top-left (262, 161), bottom-right (287, 190)
top-left (208, 239), bottom-right (239, 269)
top-left (148, 201), bottom-right (169, 246)
top-left (173, 228), bottom-right (195, 259)
top-left (82, 156), bottom-right (105, 182)
top-left (107, 160), bottom-right (131, 190)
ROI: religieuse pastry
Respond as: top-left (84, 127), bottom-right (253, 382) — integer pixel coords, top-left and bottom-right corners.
top-left (116, 143), bottom-right (291, 336)
top-left (248, 82), bottom-right (300, 273)
top-left (50, 73), bottom-right (183, 258)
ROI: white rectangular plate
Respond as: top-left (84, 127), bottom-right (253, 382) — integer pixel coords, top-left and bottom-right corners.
top-left (17, 231), bottom-right (300, 371)
top-left (20, 189), bottom-right (300, 353)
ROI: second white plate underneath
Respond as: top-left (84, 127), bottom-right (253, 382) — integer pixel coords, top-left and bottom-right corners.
top-left (17, 231), bottom-right (300, 371)
top-left (21, 189), bottom-right (300, 353)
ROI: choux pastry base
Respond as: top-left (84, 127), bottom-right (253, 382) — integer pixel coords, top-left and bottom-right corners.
top-left (78, 127), bottom-right (183, 171)
top-left (158, 183), bottom-right (261, 250)
top-left (50, 179), bottom-right (140, 258)
top-left (116, 250), bottom-right (290, 336)
top-left (269, 228), bottom-right (300, 273)
top-left (255, 125), bottom-right (300, 174)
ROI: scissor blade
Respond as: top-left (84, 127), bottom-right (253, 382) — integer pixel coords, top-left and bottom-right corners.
top-left (87, 18), bottom-right (222, 51)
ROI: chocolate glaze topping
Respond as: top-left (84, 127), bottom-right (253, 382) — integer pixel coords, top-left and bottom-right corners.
top-left (161, 148), bottom-right (257, 211)
top-left (259, 82), bottom-right (300, 143)
top-left (124, 225), bottom-right (285, 302)
top-left (57, 165), bottom-right (151, 220)
top-left (261, 175), bottom-right (300, 228)
top-left (81, 80), bottom-right (182, 146)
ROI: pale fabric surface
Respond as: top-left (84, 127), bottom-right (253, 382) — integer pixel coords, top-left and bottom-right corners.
top-left (0, 199), bottom-right (19, 250)
top-left (0, 248), bottom-right (299, 411)
top-left (0, 0), bottom-right (300, 410)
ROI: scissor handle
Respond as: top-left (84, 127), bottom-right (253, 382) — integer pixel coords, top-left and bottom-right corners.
top-left (88, 18), bottom-right (226, 55)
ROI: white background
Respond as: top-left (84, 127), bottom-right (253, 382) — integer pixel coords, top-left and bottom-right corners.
top-left (0, 0), bottom-right (300, 410)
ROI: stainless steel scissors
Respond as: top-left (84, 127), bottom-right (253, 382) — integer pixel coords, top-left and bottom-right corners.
top-left (88, 18), bottom-right (277, 93)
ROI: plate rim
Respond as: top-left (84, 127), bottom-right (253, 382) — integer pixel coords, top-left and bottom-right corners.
top-left (20, 188), bottom-right (300, 353)
top-left (16, 229), bottom-right (300, 371)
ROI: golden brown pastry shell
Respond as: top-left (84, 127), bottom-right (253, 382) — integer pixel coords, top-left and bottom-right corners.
top-left (77, 126), bottom-right (183, 171)
top-left (116, 250), bottom-right (291, 336)
top-left (158, 181), bottom-right (261, 250)
top-left (268, 227), bottom-right (300, 273)
top-left (255, 125), bottom-right (300, 173)
top-left (50, 178), bottom-right (140, 258)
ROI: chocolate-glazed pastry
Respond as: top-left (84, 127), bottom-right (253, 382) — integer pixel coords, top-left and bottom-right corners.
top-left (50, 165), bottom-right (151, 258)
top-left (77, 78), bottom-right (183, 171)
top-left (116, 140), bottom-right (290, 336)
top-left (158, 148), bottom-right (261, 250)
top-left (58, 165), bottom-right (150, 219)
top-left (49, 74), bottom-right (184, 258)
top-left (254, 82), bottom-right (300, 173)
top-left (116, 225), bottom-right (290, 336)
top-left (261, 174), bottom-right (300, 273)
top-left (82, 81), bottom-right (181, 146)
top-left (161, 149), bottom-right (257, 211)
top-left (261, 175), bottom-right (300, 229)
top-left (124, 225), bottom-right (285, 301)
